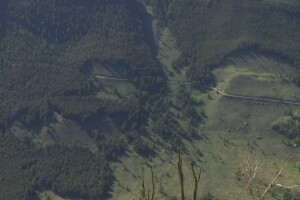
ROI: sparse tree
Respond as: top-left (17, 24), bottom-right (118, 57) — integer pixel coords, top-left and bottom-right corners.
top-left (234, 151), bottom-right (297, 200)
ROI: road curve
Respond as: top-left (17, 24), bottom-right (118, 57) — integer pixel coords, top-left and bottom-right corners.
top-left (95, 75), bottom-right (128, 81)
top-left (165, 80), bottom-right (191, 85)
top-left (95, 75), bottom-right (191, 85)
top-left (211, 87), bottom-right (300, 106)
top-left (94, 75), bottom-right (300, 106)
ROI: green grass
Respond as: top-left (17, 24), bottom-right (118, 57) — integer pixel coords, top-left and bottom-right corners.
top-left (228, 74), bottom-right (300, 100)
top-left (201, 52), bottom-right (300, 199)
top-left (147, 3), bottom-right (186, 83)
top-left (156, 27), bottom-right (183, 79)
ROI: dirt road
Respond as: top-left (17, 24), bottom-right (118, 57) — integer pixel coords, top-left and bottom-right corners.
top-left (211, 87), bottom-right (300, 106)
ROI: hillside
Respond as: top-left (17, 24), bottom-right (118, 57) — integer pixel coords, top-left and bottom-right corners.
top-left (0, 0), bottom-right (300, 199)
top-left (0, 0), bottom-right (166, 199)
top-left (111, 51), bottom-right (300, 200)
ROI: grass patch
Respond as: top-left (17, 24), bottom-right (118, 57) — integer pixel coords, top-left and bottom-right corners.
top-left (32, 113), bottom-right (98, 152)
top-left (38, 191), bottom-right (65, 200)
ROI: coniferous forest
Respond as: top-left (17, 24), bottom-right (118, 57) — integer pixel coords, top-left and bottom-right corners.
top-left (1, 0), bottom-right (300, 199)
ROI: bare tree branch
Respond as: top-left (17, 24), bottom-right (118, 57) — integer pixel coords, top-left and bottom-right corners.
top-left (248, 161), bottom-right (259, 185)
top-left (142, 167), bottom-right (146, 199)
top-left (261, 153), bottom-right (290, 198)
top-left (177, 146), bottom-right (185, 200)
top-left (274, 184), bottom-right (300, 189)
top-left (151, 166), bottom-right (156, 200)
top-left (191, 163), bottom-right (201, 200)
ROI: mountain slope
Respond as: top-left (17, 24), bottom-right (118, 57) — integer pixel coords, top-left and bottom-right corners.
top-left (0, 0), bottom-right (166, 199)
top-left (1, 0), bottom-right (300, 199)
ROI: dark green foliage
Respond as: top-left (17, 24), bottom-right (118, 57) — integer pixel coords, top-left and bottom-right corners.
top-left (290, 72), bottom-right (300, 86)
top-left (0, 1), bottom-right (168, 197)
top-left (97, 135), bottom-right (128, 160)
top-left (133, 137), bottom-right (155, 157)
top-left (176, 86), bottom-right (204, 138)
top-left (152, 110), bottom-right (182, 139)
top-left (150, 0), bottom-right (172, 25)
top-left (49, 96), bottom-right (106, 121)
top-left (7, 0), bottom-right (90, 43)
top-left (0, 0), bottom-right (8, 39)
top-left (0, 135), bottom-right (112, 200)
top-left (272, 112), bottom-right (300, 139)
top-left (283, 192), bottom-right (300, 200)
top-left (177, 86), bottom-right (203, 123)
top-left (35, 146), bottom-right (112, 199)
top-left (121, 95), bottom-right (149, 132)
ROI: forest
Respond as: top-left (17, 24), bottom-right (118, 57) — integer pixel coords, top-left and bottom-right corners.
top-left (1, 0), bottom-right (300, 199)
top-left (0, 134), bottom-right (112, 199)
top-left (0, 0), bottom-right (166, 199)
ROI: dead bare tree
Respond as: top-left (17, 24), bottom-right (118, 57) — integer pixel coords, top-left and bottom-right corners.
top-left (142, 167), bottom-right (146, 199)
top-left (236, 151), bottom-right (292, 200)
top-left (177, 146), bottom-right (185, 200)
top-left (261, 153), bottom-right (290, 198)
top-left (151, 166), bottom-right (156, 200)
top-left (138, 166), bottom-right (156, 200)
top-left (134, 145), bottom-right (204, 200)
top-left (273, 184), bottom-right (300, 190)
top-left (191, 163), bottom-right (202, 200)
top-left (236, 151), bottom-right (260, 199)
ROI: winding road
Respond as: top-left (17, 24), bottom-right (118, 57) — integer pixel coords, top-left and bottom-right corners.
top-left (165, 80), bottom-right (191, 85)
top-left (95, 75), bottom-right (128, 81)
top-left (95, 75), bottom-right (191, 85)
top-left (95, 75), bottom-right (300, 106)
top-left (211, 87), bottom-right (300, 106)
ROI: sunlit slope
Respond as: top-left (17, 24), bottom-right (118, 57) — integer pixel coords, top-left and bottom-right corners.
top-left (111, 52), bottom-right (300, 200)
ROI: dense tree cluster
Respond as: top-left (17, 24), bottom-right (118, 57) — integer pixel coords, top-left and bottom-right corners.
top-left (0, 0), bottom-right (166, 198)
top-left (0, 134), bottom-right (112, 200)
top-left (272, 111), bottom-right (300, 140)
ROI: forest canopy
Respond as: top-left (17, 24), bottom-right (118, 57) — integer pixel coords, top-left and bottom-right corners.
top-left (0, 0), bottom-right (164, 199)
top-left (1, 0), bottom-right (300, 199)
top-left (272, 111), bottom-right (300, 139)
